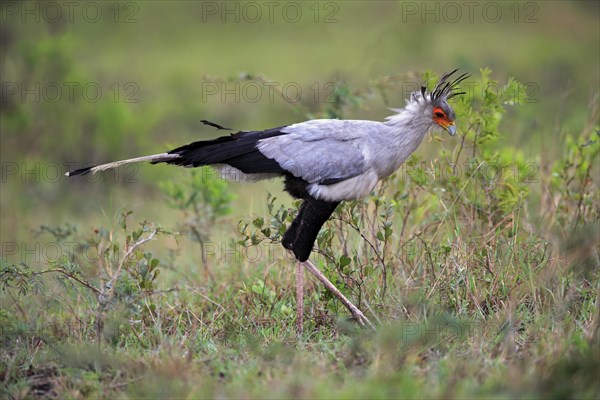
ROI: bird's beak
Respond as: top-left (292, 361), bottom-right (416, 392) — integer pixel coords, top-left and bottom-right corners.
top-left (445, 123), bottom-right (456, 136)
top-left (438, 122), bottom-right (456, 136)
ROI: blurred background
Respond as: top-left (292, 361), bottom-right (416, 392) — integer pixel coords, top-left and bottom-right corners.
top-left (1, 0), bottom-right (599, 255)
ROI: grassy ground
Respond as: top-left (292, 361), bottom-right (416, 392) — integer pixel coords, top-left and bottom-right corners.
top-left (1, 1), bottom-right (599, 399)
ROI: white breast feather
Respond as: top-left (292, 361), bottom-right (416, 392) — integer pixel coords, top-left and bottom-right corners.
top-left (308, 169), bottom-right (379, 201)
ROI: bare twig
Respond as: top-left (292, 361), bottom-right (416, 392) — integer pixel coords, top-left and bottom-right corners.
top-left (185, 286), bottom-right (226, 311)
top-left (103, 228), bottom-right (157, 297)
top-left (33, 269), bottom-right (100, 295)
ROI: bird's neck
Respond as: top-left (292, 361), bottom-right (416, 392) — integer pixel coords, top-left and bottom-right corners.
top-left (378, 106), bottom-right (433, 176)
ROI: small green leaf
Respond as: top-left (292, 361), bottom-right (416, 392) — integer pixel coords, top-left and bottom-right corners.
top-left (339, 255), bottom-right (351, 268)
top-left (253, 217), bottom-right (264, 229)
top-left (132, 229), bottom-right (142, 241)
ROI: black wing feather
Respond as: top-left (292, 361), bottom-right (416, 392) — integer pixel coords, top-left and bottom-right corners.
top-left (154, 126), bottom-right (289, 174)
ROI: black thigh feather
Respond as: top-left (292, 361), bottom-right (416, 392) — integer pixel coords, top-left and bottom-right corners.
top-left (282, 197), bottom-right (340, 262)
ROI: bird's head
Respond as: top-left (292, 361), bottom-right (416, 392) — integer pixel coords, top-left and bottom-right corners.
top-left (405, 69), bottom-right (470, 136)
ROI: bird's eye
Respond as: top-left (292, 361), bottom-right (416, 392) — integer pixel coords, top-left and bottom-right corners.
top-left (434, 111), bottom-right (445, 118)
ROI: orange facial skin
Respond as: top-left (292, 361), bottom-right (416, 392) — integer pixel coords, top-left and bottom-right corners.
top-left (432, 107), bottom-right (456, 135)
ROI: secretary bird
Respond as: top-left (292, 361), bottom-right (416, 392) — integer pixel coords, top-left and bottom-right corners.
top-left (66, 69), bottom-right (469, 331)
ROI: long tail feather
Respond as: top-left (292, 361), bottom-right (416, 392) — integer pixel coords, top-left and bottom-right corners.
top-left (66, 126), bottom-right (288, 177)
top-left (65, 153), bottom-right (181, 176)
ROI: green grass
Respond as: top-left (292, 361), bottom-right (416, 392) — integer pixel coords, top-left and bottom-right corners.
top-left (1, 1), bottom-right (599, 398)
top-left (1, 237), bottom-right (598, 399)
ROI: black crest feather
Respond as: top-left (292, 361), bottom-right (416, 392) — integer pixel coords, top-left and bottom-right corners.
top-left (430, 69), bottom-right (470, 100)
